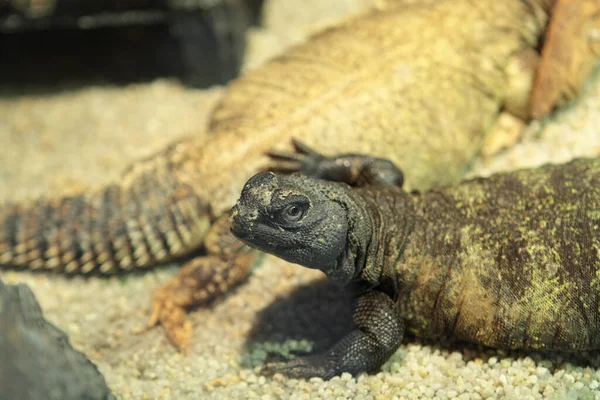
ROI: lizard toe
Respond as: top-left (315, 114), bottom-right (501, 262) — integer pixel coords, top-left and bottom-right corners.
top-left (261, 354), bottom-right (337, 380)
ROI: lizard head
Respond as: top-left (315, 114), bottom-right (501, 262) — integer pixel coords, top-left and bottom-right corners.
top-left (230, 171), bottom-right (361, 284)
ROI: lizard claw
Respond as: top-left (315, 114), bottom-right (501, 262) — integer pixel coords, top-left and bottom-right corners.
top-left (265, 138), bottom-right (325, 174)
top-left (141, 285), bottom-right (193, 352)
top-left (138, 232), bottom-right (254, 352)
top-left (135, 257), bottom-right (221, 352)
top-left (261, 354), bottom-right (336, 380)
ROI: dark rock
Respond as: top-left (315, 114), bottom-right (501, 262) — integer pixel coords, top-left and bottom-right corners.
top-left (0, 278), bottom-right (115, 400)
top-left (0, 0), bottom-right (256, 87)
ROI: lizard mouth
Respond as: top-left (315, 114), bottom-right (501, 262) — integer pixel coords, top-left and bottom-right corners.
top-left (230, 211), bottom-right (302, 254)
top-left (229, 224), bottom-right (248, 241)
top-left (317, 248), bottom-right (353, 285)
top-left (229, 205), bottom-right (260, 243)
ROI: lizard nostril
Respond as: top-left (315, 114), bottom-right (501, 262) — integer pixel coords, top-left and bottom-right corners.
top-left (229, 207), bottom-right (248, 239)
top-left (230, 221), bottom-right (248, 240)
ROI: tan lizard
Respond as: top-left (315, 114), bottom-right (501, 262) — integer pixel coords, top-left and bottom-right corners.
top-left (0, 0), bottom-right (598, 350)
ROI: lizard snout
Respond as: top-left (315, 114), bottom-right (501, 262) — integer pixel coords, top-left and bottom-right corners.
top-left (229, 203), bottom-right (257, 240)
top-left (229, 204), bottom-right (245, 238)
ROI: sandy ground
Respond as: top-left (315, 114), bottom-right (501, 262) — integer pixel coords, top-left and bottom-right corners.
top-left (1, 1), bottom-right (600, 399)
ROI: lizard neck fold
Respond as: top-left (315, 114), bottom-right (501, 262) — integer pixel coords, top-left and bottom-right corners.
top-left (346, 186), bottom-right (418, 297)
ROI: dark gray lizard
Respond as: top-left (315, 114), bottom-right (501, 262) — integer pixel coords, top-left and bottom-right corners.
top-left (230, 146), bottom-right (600, 379)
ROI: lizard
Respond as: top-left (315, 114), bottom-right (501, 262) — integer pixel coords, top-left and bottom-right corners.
top-left (1, 0), bottom-right (599, 350)
top-left (230, 144), bottom-right (600, 379)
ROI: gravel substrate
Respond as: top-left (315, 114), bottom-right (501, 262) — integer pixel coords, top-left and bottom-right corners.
top-left (1, 1), bottom-right (600, 399)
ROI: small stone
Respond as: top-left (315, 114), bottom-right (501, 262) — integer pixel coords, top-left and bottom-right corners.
top-left (499, 375), bottom-right (508, 385)
top-left (543, 386), bottom-right (555, 396)
top-left (341, 372), bottom-right (353, 381)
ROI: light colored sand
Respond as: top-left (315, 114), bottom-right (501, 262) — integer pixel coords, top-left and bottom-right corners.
top-left (1, 1), bottom-right (600, 399)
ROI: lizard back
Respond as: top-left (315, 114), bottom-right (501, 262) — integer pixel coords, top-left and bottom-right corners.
top-left (357, 158), bottom-right (600, 351)
top-left (185, 0), bottom-right (550, 211)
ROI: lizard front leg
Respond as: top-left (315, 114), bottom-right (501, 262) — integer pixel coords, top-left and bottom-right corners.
top-left (262, 290), bottom-right (404, 380)
top-left (146, 213), bottom-right (257, 351)
top-left (260, 143), bottom-right (405, 377)
top-left (267, 139), bottom-right (404, 188)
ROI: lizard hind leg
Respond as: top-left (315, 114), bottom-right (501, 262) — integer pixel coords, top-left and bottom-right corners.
top-left (529, 0), bottom-right (600, 119)
top-left (483, 0), bottom-right (600, 157)
top-left (145, 213), bottom-right (257, 351)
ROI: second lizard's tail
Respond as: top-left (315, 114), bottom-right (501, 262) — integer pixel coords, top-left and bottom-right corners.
top-left (0, 142), bottom-right (211, 275)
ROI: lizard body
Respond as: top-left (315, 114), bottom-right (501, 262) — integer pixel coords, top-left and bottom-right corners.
top-left (0, 0), bottom-right (554, 274)
top-left (231, 152), bottom-right (600, 379)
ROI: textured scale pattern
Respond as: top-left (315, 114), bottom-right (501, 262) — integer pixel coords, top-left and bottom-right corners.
top-left (231, 155), bottom-right (600, 379)
top-left (354, 157), bottom-right (600, 351)
top-left (0, 144), bottom-right (211, 275)
top-left (0, 0), bottom-right (564, 275)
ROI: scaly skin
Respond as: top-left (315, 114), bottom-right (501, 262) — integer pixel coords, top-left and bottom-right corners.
top-left (1, 0), bottom-right (598, 349)
top-left (230, 153), bottom-right (600, 379)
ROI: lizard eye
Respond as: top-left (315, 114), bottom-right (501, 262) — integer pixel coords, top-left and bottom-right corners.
top-left (279, 203), bottom-right (307, 223)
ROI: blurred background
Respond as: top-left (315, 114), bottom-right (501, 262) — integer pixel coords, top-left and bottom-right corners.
top-left (0, 0), bottom-right (265, 87)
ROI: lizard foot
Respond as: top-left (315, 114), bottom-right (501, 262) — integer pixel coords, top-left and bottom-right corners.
top-left (261, 354), bottom-right (337, 380)
top-left (266, 138), bottom-right (325, 174)
top-left (266, 139), bottom-right (403, 187)
top-left (146, 284), bottom-right (193, 352)
top-left (143, 251), bottom-right (253, 351)
top-left (139, 212), bottom-right (256, 351)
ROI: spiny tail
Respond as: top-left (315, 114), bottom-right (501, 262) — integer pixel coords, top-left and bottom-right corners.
top-left (0, 144), bottom-right (211, 275)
